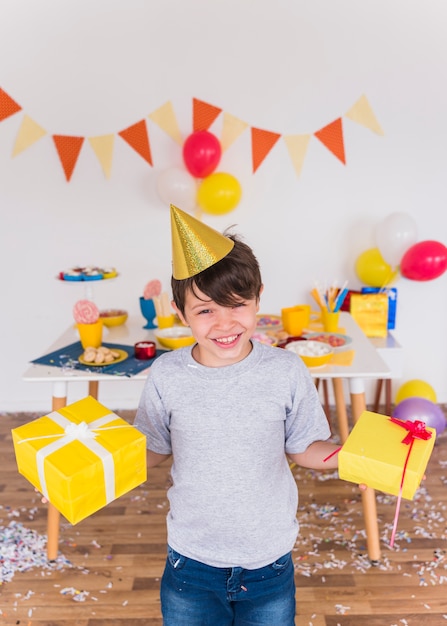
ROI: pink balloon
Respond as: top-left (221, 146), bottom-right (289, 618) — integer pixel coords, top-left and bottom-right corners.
top-left (183, 131), bottom-right (221, 178)
top-left (400, 240), bottom-right (447, 281)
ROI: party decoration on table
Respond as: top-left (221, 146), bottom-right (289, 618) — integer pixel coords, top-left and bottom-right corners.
top-left (338, 410), bottom-right (436, 548)
top-left (11, 396), bottom-right (147, 525)
top-left (140, 279), bottom-right (162, 329)
top-left (152, 291), bottom-right (174, 328)
top-left (58, 266), bottom-right (118, 281)
top-left (375, 212), bottom-right (418, 270)
top-left (73, 299), bottom-right (99, 324)
top-left (1, 88), bottom-right (383, 184)
top-left (170, 204), bottom-right (234, 279)
top-left (31, 340), bottom-right (167, 376)
top-left (73, 299), bottom-right (103, 348)
top-left (361, 286), bottom-right (397, 329)
top-left (310, 281), bottom-right (349, 314)
top-left (350, 292), bottom-right (389, 338)
top-left (197, 172), bottom-right (242, 215)
top-left (392, 397), bottom-right (446, 436)
top-left (157, 167), bottom-right (197, 213)
top-left (400, 240), bottom-right (447, 281)
top-left (354, 247), bottom-right (398, 287)
top-left (395, 379), bottom-right (437, 405)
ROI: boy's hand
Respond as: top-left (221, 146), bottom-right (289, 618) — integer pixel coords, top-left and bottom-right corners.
top-left (34, 487), bottom-right (48, 504)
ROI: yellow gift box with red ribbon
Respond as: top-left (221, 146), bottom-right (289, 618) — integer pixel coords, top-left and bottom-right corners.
top-left (338, 410), bottom-right (436, 500)
top-left (11, 396), bottom-right (147, 524)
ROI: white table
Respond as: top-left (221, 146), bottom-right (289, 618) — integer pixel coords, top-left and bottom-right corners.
top-left (23, 312), bottom-right (390, 563)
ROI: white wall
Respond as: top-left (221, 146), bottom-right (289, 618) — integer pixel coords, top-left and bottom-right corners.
top-left (1, 0), bottom-right (446, 412)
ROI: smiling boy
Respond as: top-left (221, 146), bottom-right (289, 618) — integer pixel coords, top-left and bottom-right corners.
top-left (134, 205), bottom-right (339, 625)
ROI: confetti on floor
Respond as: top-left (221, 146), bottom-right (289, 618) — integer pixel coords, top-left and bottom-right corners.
top-left (0, 520), bottom-right (73, 583)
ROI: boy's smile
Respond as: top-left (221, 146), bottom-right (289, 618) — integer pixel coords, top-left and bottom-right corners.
top-left (172, 286), bottom-right (260, 368)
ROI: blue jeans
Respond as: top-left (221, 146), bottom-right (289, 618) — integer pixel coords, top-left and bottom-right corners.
top-left (160, 546), bottom-right (296, 625)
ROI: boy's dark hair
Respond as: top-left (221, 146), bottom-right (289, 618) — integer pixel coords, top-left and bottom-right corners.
top-left (171, 232), bottom-right (263, 315)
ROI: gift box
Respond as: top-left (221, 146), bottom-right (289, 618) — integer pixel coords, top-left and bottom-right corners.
top-left (338, 410), bottom-right (436, 500)
top-left (350, 293), bottom-right (389, 337)
top-left (361, 287), bottom-right (398, 329)
top-left (11, 396), bottom-right (147, 524)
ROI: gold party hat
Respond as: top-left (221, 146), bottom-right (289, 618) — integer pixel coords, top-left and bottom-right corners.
top-left (170, 205), bottom-right (234, 279)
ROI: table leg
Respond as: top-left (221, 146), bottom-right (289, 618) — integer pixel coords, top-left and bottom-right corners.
top-left (47, 383), bottom-right (67, 560)
top-left (332, 378), bottom-right (349, 443)
top-left (89, 380), bottom-right (99, 399)
top-left (349, 377), bottom-right (381, 563)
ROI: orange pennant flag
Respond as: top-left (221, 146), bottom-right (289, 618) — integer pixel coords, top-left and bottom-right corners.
top-left (314, 118), bottom-right (346, 164)
top-left (119, 119), bottom-right (153, 165)
top-left (0, 88), bottom-right (22, 122)
top-left (193, 98), bottom-right (222, 132)
top-left (251, 127), bottom-right (281, 173)
top-left (52, 135), bottom-right (84, 181)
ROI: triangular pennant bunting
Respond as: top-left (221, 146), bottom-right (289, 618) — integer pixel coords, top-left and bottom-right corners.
top-left (88, 134), bottom-right (115, 178)
top-left (193, 98), bottom-right (222, 132)
top-left (149, 101), bottom-right (183, 145)
top-left (118, 119), bottom-right (153, 165)
top-left (52, 135), bottom-right (85, 181)
top-left (283, 134), bottom-right (311, 177)
top-left (220, 112), bottom-right (248, 152)
top-left (314, 118), bottom-right (346, 164)
top-left (251, 127), bottom-right (281, 173)
top-left (0, 88), bottom-right (22, 122)
top-left (345, 94), bottom-right (384, 135)
top-left (12, 115), bottom-right (47, 156)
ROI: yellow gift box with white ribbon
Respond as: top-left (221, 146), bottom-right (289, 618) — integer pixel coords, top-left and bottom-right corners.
top-left (11, 396), bottom-right (147, 524)
top-left (338, 410), bottom-right (436, 500)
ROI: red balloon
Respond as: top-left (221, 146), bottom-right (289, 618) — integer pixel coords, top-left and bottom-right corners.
top-left (400, 240), bottom-right (447, 281)
top-left (182, 131), bottom-right (222, 178)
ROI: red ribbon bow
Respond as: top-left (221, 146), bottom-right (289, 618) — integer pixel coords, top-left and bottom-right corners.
top-left (388, 418), bottom-right (432, 548)
top-left (389, 417), bottom-right (433, 445)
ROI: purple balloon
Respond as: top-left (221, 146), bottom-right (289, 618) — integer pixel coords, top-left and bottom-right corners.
top-left (393, 397), bottom-right (446, 436)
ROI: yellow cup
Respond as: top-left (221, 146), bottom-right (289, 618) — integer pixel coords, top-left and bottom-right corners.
top-left (321, 309), bottom-right (340, 333)
top-left (156, 314), bottom-right (175, 329)
top-left (281, 305), bottom-right (311, 336)
top-left (76, 320), bottom-right (103, 349)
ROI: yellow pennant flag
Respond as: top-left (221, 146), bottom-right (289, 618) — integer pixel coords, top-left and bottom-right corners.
top-left (12, 115), bottom-right (46, 156)
top-left (283, 134), bottom-right (311, 177)
top-left (345, 95), bottom-right (384, 135)
top-left (220, 112), bottom-right (248, 152)
top-left (88, 134), bottom-right (115, 179)
top-left (149, 101), bottom-right (183, 145)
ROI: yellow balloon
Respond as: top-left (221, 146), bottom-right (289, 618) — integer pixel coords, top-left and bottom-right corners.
top-left (395, 379), bottom-right (437, 405)
top-left (355, 247), bottom-right (399, 287)
top-left (197, 172), bottom-right (242, 215)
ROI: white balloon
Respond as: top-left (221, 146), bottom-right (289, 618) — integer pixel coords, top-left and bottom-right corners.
top-left (157, 167), bottom-right (197, 212)
top-left (375, 212), bottom-right (418, 268)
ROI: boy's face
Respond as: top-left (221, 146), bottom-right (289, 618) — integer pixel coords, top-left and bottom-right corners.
top-left (172, 285), bottom-right (261, 368)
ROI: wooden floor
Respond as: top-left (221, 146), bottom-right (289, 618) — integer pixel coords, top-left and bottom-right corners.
top-left (1, 407), bottom-right (446, 626)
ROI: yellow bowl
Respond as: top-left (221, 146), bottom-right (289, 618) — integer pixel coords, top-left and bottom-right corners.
top-left (286, 340), bottom-right (333, 368)
top-left (99, 309), bottom-right (128, 327)
top-left (154, 326), bottom-right (196, 350)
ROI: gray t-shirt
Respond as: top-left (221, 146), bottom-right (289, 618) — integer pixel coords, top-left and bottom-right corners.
top-left (134, 339), bottom-right (330, 569)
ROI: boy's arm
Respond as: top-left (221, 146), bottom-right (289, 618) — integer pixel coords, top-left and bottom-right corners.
top-left (147, 450), bottom-right (172, 467)
top-left (287, 440), bottom-right (339, 470)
